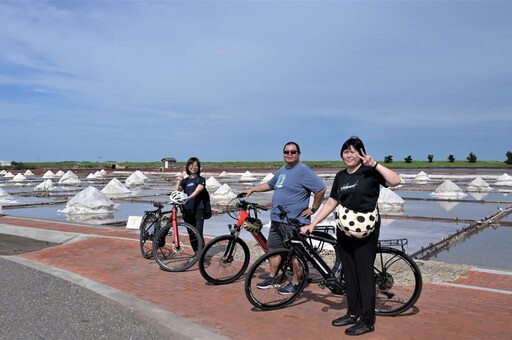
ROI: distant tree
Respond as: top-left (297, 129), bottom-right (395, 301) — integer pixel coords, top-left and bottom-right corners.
top-left (427, 155), bottom-right (434, 163)
top-left (467, 152), bottom-right (477, 163)
top-left (404, 155), bottom-right (413, 163)
top-left (506, 151), bottom-right (512, 165)
top-left (447, 154), bottom-right (455, 163)
top-left (10, 161), bottom-right (26, 170)
top-left (384, 155), bottom-right (393, 163)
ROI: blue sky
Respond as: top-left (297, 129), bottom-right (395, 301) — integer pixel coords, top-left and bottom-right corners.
top-left (1, 1), bottom-right (511, 163)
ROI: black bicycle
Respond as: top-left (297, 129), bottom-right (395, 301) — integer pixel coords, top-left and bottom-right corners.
top-left (198, 193), bottom-right (336, 285)
top-left (244, 205), bottom-right (423, 315)
top-left (139, 202), bottom-right (170, 259)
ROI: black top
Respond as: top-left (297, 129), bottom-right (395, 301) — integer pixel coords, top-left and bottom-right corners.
top-left (329, 165), bottom-right (386, 213)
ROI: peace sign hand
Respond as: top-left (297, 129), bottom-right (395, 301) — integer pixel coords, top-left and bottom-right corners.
top-left (358, 149), bottom-right (378, 168)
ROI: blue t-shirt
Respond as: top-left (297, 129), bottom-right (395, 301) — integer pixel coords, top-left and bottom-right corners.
top-left (267, 162), bottom-right (325, 224)
top-left (180, 176), bottom-right (206, 210)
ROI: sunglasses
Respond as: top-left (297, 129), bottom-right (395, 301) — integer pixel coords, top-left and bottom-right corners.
top-left (283, 150), bottom-right (298, 155)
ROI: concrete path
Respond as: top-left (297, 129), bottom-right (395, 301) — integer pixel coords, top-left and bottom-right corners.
top-left (1, 215), bottom-right (511, 339)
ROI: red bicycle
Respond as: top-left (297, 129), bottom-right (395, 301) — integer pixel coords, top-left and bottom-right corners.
top-left (151, 191), bottom-right (204, 272)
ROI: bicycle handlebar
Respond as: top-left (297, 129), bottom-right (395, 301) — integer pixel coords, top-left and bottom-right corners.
top-left (236, 193), bottom-right (268, 212)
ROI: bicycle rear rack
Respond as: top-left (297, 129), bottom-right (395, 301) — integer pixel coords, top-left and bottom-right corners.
top-left (378, 238), bottom-right (408, 251)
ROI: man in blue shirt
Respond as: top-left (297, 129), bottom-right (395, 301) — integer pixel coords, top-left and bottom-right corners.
top-left (245, 141), bottom-right (326, 294)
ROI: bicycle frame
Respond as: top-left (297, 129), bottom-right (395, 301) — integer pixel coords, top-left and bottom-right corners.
top-left (228, 196), bottom-right (268, 252)
top-left (285, 227), bottom-right (344, 294)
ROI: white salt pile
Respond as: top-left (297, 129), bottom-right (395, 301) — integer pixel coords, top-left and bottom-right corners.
top-left (0, 170), bottom-right (6, 175)
top-left (101, 178), bottom-right (132, 197)
top-left (219, 171), bottom-right (228, 177)
top-left (467, 177), bottom-right (492, 192)
top-left (42, 170), bottom-right (56, 179)
top-left (430, 180), bottom-right (467, 199)
top-left (34, 179), bottom-right (56, 192)
top-left (0, 187), bottom-right (15, 203)
top-left (206, 176), bottom-right (222, 190)
top-left (125, 171), bottom-right (146, 187)
top-left (58, 186), bottom-right (116, 215)
top-left (12, 173), bottom-right (27, 182)
top-left (240, 171), bottom-right (257, 181)
top-left (212, 183), bottom-right (237, 202)
top-left (495, 173), bottom-right (512, 186)
top-left (260, 173), bottom-right (274, 183)
top-left (55, 170), bottom-right (66, 177)
top-left (99, 169), bottom-right (108, 176)
top-left (23, 170), bottom-right (35, 176)
top-left (3, 172), bottom-right (14, 178)
top-left (93, 170), bottom-right (103, 178)
top-left (86, 173), bottom-right (97, 180)
top-left (378, 187), bottom-right (405, 213)
top-left (133, 170), bottom-right (148, 181)
top-left (59, 170), bottom-right (81, 185)
top-left (414, 171), bottom-right (430, 182)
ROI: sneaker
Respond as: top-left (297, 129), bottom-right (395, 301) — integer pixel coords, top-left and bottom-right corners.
top-left (256, 276), bottom-right (274, 289)
top-left (278, 282), bottom-right (298, 295)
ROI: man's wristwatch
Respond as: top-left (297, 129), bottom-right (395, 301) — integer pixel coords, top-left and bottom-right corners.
top-left (310, 207), bottom-right (317, 213)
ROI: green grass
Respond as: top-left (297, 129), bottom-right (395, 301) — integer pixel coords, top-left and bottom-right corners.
top-left (7, 160), bottom-right (512, 170)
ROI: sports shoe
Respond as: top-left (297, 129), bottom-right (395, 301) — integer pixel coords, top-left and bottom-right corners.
top-left (278, 282), bottom-right (298, 295)
top-left (256, 276), bottom-right (274, 289)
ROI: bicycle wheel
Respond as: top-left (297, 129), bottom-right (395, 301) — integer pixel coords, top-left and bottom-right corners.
top-left (374, 247), bottom-right (423, 316)
top-left (198, 235), bottom-right (250, 285)
top-left (139, 212), bottom-right (159, 259)
top-left (245, 249), bottom-right (308, 310)
top-left (152, 222), bottom-right (204, 272)
top-left (307, 231), bottom-right (337, 283)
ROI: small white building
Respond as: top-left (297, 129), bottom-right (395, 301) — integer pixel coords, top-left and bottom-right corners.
top-left (161, 157), bottom-right (177, 169)
top-left (0, 160), bottom-right (12, 167)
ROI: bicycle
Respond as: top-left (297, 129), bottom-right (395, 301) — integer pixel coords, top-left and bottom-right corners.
top-left (139, 202), bottom-right (170, 259)
top-left (198, 193), bottom-right (336, 285)
top-left (151, 192), bottom-right (204, 272)
top-left (244, 205), bottom-right (423, 315)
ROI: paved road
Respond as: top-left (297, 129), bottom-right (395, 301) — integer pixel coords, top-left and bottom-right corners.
top-left (1, 216), bottom-right (512, 339)
top-left (0, 257), bottom-right (189, 340)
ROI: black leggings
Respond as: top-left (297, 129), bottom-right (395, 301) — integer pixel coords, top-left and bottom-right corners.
top-left (183, 209), bottom-right (205, 252)
top-left (336, 224), bottom-right (380, 326)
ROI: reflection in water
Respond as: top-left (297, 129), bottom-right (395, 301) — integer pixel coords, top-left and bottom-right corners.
top-left (65, 212), bottom-right (116, 225)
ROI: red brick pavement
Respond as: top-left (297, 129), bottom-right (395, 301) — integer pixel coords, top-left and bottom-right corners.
top-left (2, 216), bottom-right (512, 339)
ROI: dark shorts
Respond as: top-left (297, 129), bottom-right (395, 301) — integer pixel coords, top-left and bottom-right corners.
top-left (267, 221), bottom-right (295, 251)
